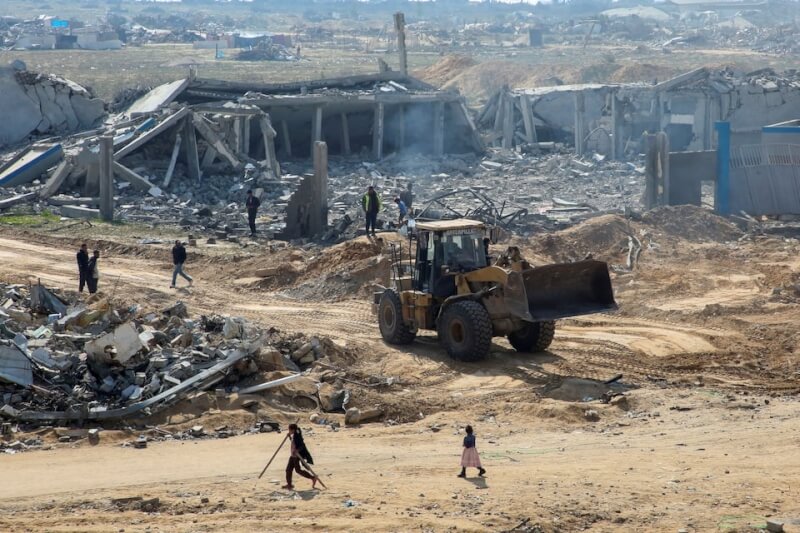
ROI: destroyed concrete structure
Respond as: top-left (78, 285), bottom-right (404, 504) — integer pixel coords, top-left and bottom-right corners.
top-left (479, 67), bottom-right (800, 160)
top-left (0, 63), bottom-right (105, 148)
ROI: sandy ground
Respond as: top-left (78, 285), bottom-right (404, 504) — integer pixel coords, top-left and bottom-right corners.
top-left (1, 216), bottom-right (800, 532)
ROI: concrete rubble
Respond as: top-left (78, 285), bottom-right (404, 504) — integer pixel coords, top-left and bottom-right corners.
top-left (0, 62), bottom-right (105, 149)
top-left (0, 281), bottom-right (363, 446)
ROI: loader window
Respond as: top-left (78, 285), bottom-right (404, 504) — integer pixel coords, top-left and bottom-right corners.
top-left (442, 233), bottom-right (486, 272)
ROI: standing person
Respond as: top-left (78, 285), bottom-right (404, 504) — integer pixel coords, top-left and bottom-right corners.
top-left (245, 190), bottom-right (261, 237)
top-left (399, 182), bottom-right (413, 210)
top-left (458, 425), bottom-right (486, 478)
top-left (283, 424), bottom-right (318, 490)
top-left (76, 244), bottom-right (90, 293)
top-left (394, 196), bottom-right (408, 224)
top-left (170, 240), bottom-right (193, 289)
top-left (87, 250), bottom-right (100, 294)
top-left (361, 185), bottom-right (382, 237)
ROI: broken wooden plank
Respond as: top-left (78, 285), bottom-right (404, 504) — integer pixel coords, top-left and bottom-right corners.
top-left (192, 114), bottom-right (242, 169)
top-left (114, 107), bottom-right (190, 160)
top-left (163, 133), bottom-right (183, 188)
top-left (112, 161), bottom-right (154, 192)
top-left (39, 159), bottom-right (74, 199)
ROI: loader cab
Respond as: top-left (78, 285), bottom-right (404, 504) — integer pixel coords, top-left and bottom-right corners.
top-left (413, 220), bottom-right (487, 297)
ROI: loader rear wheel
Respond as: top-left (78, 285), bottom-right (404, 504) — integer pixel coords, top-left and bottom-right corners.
top-left (378, 290), bottom-right (416, 345)
top-left (438, 300), bottom-right (492, 362)
top-left (508, 320), bottom-right (556, 353)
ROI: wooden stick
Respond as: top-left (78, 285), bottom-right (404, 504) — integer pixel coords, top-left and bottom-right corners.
top-left (299, 457), bottom-right (328, 489)
top-left (254, 432), bottom-right (290, 487)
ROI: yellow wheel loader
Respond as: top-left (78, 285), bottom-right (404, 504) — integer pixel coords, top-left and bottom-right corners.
top-left (374, 219), bottom-right (617, 361)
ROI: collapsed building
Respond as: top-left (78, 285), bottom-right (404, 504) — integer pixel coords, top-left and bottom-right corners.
top-left (0, 66), bottom-right (483, 240)
top-left (480, 67), bottom-right (800, 158)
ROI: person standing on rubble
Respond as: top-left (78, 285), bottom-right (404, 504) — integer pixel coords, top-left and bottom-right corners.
top-left (283, 423), bottom-right (319, 490)
top-left (361, 185), bottom-right (382, 237)
top-left (170, 240), bottom-right (193, 289)
top-left (245, 190), bottom-right (261, 237)
top-left (457, 425), bottom-right (486, 478)
top-left (394, 196), bottom-right (408, 225)
top-left (399, 182), bottom-right (413, 210)
top-left (87, 250), bottom-right (101, 294)
top-left (77, 244), bottom-right (90, 293)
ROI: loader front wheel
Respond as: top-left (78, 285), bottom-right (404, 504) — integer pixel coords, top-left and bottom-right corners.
top-left (378, 290), bottom-right (416, 345)
top-left (508, 320), bottom-right (556, 353)
top-left (438, 300), bottom-right (492, 362)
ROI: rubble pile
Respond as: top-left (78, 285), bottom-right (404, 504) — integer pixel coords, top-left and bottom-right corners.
top-left (0, 282), bottom-right (354, 431)
top-left (308, 146), bottom-right (644, 240)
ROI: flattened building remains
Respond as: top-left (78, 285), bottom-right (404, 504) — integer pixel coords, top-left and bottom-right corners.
top-left (482, 66), bottom-right (800, 215)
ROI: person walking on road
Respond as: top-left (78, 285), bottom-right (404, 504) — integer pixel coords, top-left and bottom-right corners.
top-left (457, 425), bottom-right (486, 478)
top-left (394, 196), bottom-right (408, 224)
top-left (245, 190), bottom-right (261, 237)
top-left (87, 250), bottom-right (101, 294)
top-left (283, 424), bottom-right (319, 490)
top-left (77, 244), bottom-right (90, 293)
top-left (361, 185), bottom-right (382, 237)
top-left (170, 240), bottom-right (193, 289)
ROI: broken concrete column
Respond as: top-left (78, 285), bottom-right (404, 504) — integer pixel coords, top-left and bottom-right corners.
top-left (394, 12), bottom-right (408, 76)
top-left (311, 141), bottom-right (329, 235)
top-left (98, 135), bottom-right (114, 222)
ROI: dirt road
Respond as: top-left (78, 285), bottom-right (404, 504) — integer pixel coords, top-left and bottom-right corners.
top-left (3, 388), bottom-right (800, 532)
top-left (1, 222), bottom-right (800, 531)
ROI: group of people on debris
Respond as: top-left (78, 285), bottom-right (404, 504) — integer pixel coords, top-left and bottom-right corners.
top-left (361, 182), bottom-right (413, 237)
top-left (280, 422), bottom-right (485, 491)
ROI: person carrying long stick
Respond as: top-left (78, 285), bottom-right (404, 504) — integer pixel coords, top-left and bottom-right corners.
top-left (283, 423), bottom-right (319, 490)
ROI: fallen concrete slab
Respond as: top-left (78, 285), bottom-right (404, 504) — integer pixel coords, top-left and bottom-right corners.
top-left (60, 205), bottom-right (99, 219)
top-left (0, 144), bottom-right (63, 188)
top-left (127, 78), bottom-right (190, 117)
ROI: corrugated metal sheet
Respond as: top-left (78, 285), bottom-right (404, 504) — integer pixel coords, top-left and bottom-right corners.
top-left (0, 345), bottom-right (33, 387)
top-left (729, 143), bottom-right (800, 215)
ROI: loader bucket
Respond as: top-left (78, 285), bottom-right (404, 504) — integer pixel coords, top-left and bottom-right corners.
top-left (511, 260), bottom-right (617, 322)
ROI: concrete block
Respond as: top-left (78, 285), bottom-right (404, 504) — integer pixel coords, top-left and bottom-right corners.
top-left (60, 205), bottom-right (99, 219)
top-left (766, 520), bottom-right (784, 533)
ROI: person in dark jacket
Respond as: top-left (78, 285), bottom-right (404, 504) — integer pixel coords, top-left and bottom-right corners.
top-left (170, 240), bottom-right (193, 289)
top-left (361, 186), bottom-right (382, 237)
top-left (87, 250), bottom-right (100, 294)
top-left (458, 425), bottom-right (486, 478)
top-left (245, 190), bottom-right (261, 236)
top-left (283, 424), bottom-right (318, 490)
top-left (399, 182), bottom-right (413, 210)
top-left (77, 244), bottom-right (90, 293)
